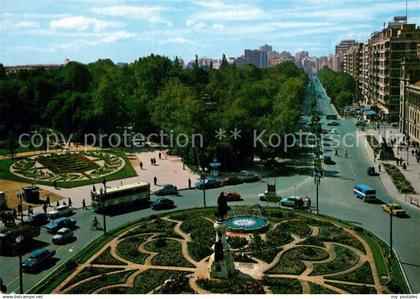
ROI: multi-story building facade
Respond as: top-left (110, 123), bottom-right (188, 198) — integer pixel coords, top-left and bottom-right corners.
top-left (244, 49), bottom-right (268, 68)
top-left (362, 17), bottom-right (419, 121)
top-left (400, 59), bottom-right (420, 143)
top-left (343, 44), bottom-right (363, 98)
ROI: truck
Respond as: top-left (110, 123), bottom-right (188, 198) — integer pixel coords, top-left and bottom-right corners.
top-left (0, 224), bottom-right (41, 254)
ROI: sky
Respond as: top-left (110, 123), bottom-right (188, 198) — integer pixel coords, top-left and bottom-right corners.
top-left (1, 0), bottom-right (419, 65)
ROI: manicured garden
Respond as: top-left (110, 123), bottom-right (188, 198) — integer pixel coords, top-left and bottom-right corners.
top-left (383, 163), bottom-right (416, 194)
top-left (30, 207), bottom-right (408, 295)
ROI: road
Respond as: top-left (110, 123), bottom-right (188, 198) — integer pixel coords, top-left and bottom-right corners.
top-left (1, 76), bottom-right (419, 294)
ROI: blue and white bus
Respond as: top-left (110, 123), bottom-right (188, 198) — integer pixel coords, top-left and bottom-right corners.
top-left (353, 183), bottom-right (376, 202)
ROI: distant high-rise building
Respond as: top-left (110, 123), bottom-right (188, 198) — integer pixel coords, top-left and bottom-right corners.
top-left (259, 44), bottom-right (273, 53)
top-left (244, 49), bottom-right (268, 68)
top-left (335, 39), bottom-right (359, 55)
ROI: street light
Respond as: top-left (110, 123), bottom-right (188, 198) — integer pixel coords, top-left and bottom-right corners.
top-left (200, 167), bottom-right (208, 208)
top-left (406, 144), bottom-right (409, 166)
top-left (99, 188), bottom-right (107, 235)
top-left (15, 235), bottom-right (24, 294)
top-left (314, 170), bottom-right (322, 214)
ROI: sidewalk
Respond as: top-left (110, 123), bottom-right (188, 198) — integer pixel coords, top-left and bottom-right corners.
top-left (361, 127), bottom-right (420, 207)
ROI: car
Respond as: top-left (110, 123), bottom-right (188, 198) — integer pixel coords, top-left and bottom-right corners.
top-left (326, 114), bottom-right (337, 120)
top-left (391, 122), bottom-right (399, 128)
top-left (331, 128), bottom-right (339, 134)
top-left (237, 171), bottom-right (259, 183)
top-left (27, 213), bottom-right (49, 225)
top-left (195, 177), bottom-right (221, 189)
top-left (52, 228), bottom-right (74, 244)
top-left (224, 191), bottom-right (242, 201)
top-left (151, 198), bottom-right (175, 210)
top-left (327, 121), bottom-right (340, 126)
top-left (323, 155), bottom-right (334, 165)
top-left (155, 184), bottom-right (178, 196)
top-left (44, 217), bottom-right (77, 234)
top-left (21, 248), bottom-right (56, 272)
top-left (280, 196), bottom-right (309, 209)
top-left (367, 166), bottom-right (376, 176)
top-left (221, 176), bottom-right (241, 186)
top-left (382, 203), bottom-right (406, 217)
top-left (47, 205), bottom-right (73, 219)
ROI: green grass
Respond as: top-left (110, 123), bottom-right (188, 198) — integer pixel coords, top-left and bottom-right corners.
top-left (67, 270), bottom-right (136, 294)
top-left (327, 262), bottom-right (374, 284)
top-left (145, 239), bottom-right (194, 267)
top-left (197, 278), bottom-right (264, 294)
top-left (326, 282), bottom-right (376, 294)
top-left (308, 282), bottom-right (338, 294)
top-left (116, 235), bottom-right (150, 264)
top-left (262, 277), bottom-right (302, 294)
top-left (383, 163), bottom-right (416, 194)
top-left (61, 267), bottom-right (123, 290)
top-left (92, 247), bottom-right (127, 265)
top-left (0, 149), bottom-right (136, 188)
top-left (250, 247), bottom-right (280, 264)
top-left (318, 226), bottom-right (366, 254)
top-left (310, 245), bottom-right (359, 275)
top-left (188, 242), bottom-right (212, 262)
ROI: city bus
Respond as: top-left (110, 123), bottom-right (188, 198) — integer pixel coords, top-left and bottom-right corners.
top-left (91, 182), bottom-right (151, 213)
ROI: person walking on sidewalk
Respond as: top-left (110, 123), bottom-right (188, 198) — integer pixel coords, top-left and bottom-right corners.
top-left (139, 161), bottom-right (143, 169)
top-left (345, 150), bottom-right (348, 159)
top-left (188, 178), bottom-right (191, 189)
top-left (154, 176), bottom-right (157, 185)
top-left (82, 199), bottom-right (87, 210)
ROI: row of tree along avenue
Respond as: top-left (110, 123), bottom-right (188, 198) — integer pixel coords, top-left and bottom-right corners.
top-left (0, 56), bottom-right (307, 170)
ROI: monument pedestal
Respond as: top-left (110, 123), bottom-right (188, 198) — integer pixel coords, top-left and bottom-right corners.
top-left (208, 219), bottom-right (236, 279)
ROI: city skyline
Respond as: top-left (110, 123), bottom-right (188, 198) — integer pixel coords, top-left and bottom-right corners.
top-left (1, 0), bottom-right (420, 65)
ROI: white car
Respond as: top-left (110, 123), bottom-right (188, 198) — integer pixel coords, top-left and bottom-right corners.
top-left (48, 205), bottom-right (73, 219)
top-left (52, 228), bottom-right (74, 244)
top-left (331, 129), bottom-right (339, 134)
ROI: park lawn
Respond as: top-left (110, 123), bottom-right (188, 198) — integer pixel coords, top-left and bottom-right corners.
top-left (0, 149), bottom-right (137, 188)
top-left (145, 239), bottom-right (194, 268)
top-left (326, 282), bottom-right (376, 294)
top-left (91, 247), bottom-right (127, 265)
top-left (310, 245), bottom-right (359, 276)
top-left (116, 235), bottom-right (150, 264)
top-left (262, 277), bottom-right (302, 294)
top-left (197, 278), bottom-right (265, 294)
top-left (327, 262), bottom-right (374, 284)
top-left (61, 267), bottom-right (123, 290)
top-left (308, 282), bottom-right (338, 294)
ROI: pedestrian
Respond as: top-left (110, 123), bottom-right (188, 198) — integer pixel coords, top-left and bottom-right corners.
top-left (150, 158), bottom-right (153, 165)
top-left (68, 197), bottom-right (72, 207)
top-left (63, 201), bottom-right (67, 206)
top-left (402, 163), bottom-right (407, 170)
top-left (159, 152), bottom-right (162, 159)
top-left (28, 205), bottom-right (33, 216)
top-left (154, 176), bottom-right (157, 185)
top-left (378, 164), bottom-right (381, 172)
top-left (345, 150), bottom-right (348, 159)
top-left (56, 201), bottom-right (60, 207)
top-left (153, 157), bottom-right (156, 165)
top-left (43, 203), bottom-right (47, 214)
top-left (82, 199), bottom-right (87, 210)
top-left (17, 203), bottom-right (23, 216)
top-left (46, 195), bottom-right (51, 207)
top-left (188, 178), bottom-right (191, 189)
top-left (92, 185), bottom-right (96, 192)
top-left (335, 149), bottom-right (338, 156)
top-left (140, 161), bottom-right (143, 169)
top-left (13, 208), bottom-right (17, 219)
top-left (412, 149), bottom-right (415, 156)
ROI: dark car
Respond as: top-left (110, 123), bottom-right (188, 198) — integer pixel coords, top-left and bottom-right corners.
top-left (367, 167), bottom-right (376, 176)
top-left (28, 213), bottom-right (49, 226)
top-left (221, 176), bottom-right (241, 186)
top-left (224, 191), bottom-right (242, 201)
top-left (237, 171), bottom-right (260, 183)
top-left (44, 217), bottom-right (77, 234)
top-left (195, 177), bottom-right (221, 189)
top-left (155, 184), bottom-right (178, 196)
top-left (22, 248), bottom-right (56, 272)
top-left (327, 121), bottom-right (340, 126)
top-left (151, 198), bottom-right (175, 210)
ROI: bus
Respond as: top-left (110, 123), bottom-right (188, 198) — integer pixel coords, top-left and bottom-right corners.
top-left (353, 183), bottom-right (376, 202)
top-left (91, 182), bottom-right (150, 213)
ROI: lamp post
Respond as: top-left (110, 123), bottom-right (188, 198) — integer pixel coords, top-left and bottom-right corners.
top-left (388, 201), bottom-right (393, 261)
top-left (406, 144), bottom-right (409, 166)
top-left (15, 235), bottom-right (24, 294)
top-left (200, 167), bottom-right (208, 208)
top-left (99, 188), bottom-right (107, 235)
top-left (314, 170), bottom-right (322, 214)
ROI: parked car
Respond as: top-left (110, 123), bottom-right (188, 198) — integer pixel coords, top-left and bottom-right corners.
top-left (47, 205), bottom-right (73, 219)
top-left (224, 191), bottom-right (242, 201)
top-left (221, 176), bottom-right (241, 186)
top-left (52, 228), bottom-right (74, 245)
top-left (27, 213), bottom-right (49, 225)
top-left (280, 196), bottom-right (309, 209)
top-left (22, 248), bottom-right (56, 272)
top-left (326, 114), bottom-right (337, 120)
top-left (195, 177), bottom-right (221, 189)
top-left (327, 121), bottom-right (340, 126)
top-left (237, 171), bottom-right (259, 183)
top-left (155, 184), bottom-right (178, 196)
top-left (259, 191), bottom-right (282, 202)
top-left (151, 198), bottom-right (175, 210)
top-left (382, 203), bottom-right (406, 217)
top-left (44, 217), bottom-right (77, 234)
top-left (331, 128), bottom-right (339, 134)
top-left (323, 155), bottom-right (334, 165)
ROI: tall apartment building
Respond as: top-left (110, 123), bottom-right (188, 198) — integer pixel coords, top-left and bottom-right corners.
top-left (259, 44), bottom-right (273, 53)
top-left (244, 49), bottom-right (268, 68)
top-left (359, 16), bottom-right (420, 121)
top-left (335, 39), bottom-right (359, 55)
top-left (343, 43), bottom-right (363, 98)
top-left (399, 59), bottom-right (420, 142)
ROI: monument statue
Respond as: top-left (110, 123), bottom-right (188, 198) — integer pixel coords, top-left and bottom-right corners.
top-left (216, 192), bottom-right (229, 220)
